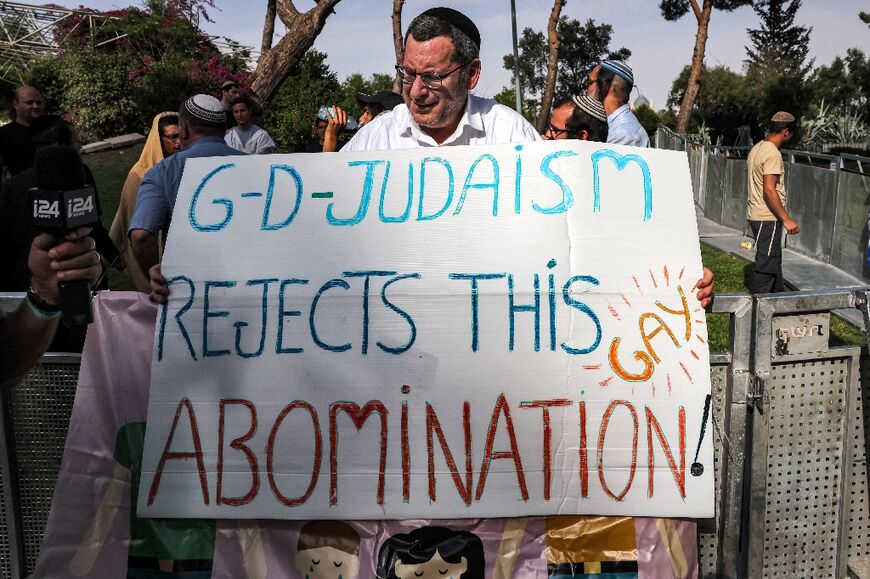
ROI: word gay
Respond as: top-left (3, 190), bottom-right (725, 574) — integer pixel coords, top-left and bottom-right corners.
top-left (185, 148), bottom-right (653, 232)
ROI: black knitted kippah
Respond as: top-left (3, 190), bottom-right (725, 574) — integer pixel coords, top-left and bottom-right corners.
top-left (419, 7), bottom-right (481, 49)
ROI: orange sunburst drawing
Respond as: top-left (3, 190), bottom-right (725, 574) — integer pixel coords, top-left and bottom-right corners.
top-left (582, 265), bottom-right (708, 398)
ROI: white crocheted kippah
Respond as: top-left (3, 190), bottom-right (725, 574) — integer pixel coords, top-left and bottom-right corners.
top-left (184, 94), bottom-right (226, 127)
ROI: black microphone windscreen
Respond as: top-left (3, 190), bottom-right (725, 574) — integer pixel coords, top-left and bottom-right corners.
top-left (34, 146), bottom-right (85, 191)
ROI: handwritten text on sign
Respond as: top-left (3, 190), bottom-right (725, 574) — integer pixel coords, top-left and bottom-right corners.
top-left (139, 140), bottom-right (713, 519)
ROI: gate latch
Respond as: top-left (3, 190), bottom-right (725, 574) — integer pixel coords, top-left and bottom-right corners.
top-left (748, 375), bottom-right (765, 412)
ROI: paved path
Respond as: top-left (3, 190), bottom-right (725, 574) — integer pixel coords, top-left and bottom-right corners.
top-left (697, 209), bottom-right (869, 328)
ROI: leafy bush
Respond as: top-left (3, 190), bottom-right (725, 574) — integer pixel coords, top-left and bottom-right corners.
top-left (801, 99), bottom-right (868, 152)
top-left (57, 47), bottom-right (141, 141)
top-left (25, 1), bottom-right (247, 140)
top-left (265, 50), bottom-right (342, 152)
top-left (633, 103), bottom-right (661, 137)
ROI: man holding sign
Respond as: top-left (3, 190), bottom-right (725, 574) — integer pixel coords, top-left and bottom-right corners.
top-left (337, 6), bottom-right (712, 306)
top-left (341, 8), bottom-right (540, 150)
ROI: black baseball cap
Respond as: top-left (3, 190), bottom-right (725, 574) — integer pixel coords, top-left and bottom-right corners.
top-left (357, 90), bottom-right (404, 110)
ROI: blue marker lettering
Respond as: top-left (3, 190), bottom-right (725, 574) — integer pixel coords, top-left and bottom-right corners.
top-left (508, 273), bottom-right (540, 351)
top-left (203, 280), bottom-right (237, 357)
top-left (277, 278), bottom-right (309, 354)
top-left (561, 275), bottom-right (601, 355)
top-left (157, 275), bottom-right (196, 362)
top-left (454, 153), bottom-right (500, 216)
top-left (534, 150), bottom-right (576, 214)
top-left (417, 157), bottom-right (454, 221)
top-left (327, 160), bottom-right (382, 226)
top-left (547, 259), bottom-right (557, 351)
top-left (379, 161), bottom-right (412, 223)
top-left (188, 163), bottom-right (236, 232)
top-left (591, 149), bottom-right (653, 221)
top-left (343, 270), bottom-right (397, 355)
top-left (310, 279), bottom-right (352, 352)
top-left (262, 164), bottom-right (303, 230)
top-left (234, 278), bottom-right (278, 358)
top-left (378, 273), bottom-right (422, 354)
top-left (448, 273), bottom-right (507, 351)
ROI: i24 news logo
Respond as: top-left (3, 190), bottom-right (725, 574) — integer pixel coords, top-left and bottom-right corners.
top-left (67, 196), bottom-right (93, 218)
top-left (33, 199), bottom-right (60, 219)
top-left (33, 197), bottom-right (93, 219)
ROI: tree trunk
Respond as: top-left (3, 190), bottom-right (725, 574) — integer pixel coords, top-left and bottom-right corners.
top-left (535, 0), bottom-right (565, 133)
top-left (260, 0), bottom-right (276, 54)
top-left (391, 0), bottom-right (405, 93)
top-left (676, 0), bottom-right (712, 134)
top-left (251, 0), bottom-right (344, 103)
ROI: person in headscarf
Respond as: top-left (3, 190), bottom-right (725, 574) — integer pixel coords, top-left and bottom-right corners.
top-left (109, 112), bottom-right (180, 292)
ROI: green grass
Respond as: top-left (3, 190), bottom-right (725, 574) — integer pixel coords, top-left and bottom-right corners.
top-left (87, 143), bottom-right (143, 291)
top-left (700, 243), bottom-right (867, 352)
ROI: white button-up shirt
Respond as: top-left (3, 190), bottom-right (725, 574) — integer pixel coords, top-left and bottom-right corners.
top-left (342, 94), bottom-right (541, 152)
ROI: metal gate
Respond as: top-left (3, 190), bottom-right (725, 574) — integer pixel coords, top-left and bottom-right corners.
top-left (744, 290), bottom-right (870, 578)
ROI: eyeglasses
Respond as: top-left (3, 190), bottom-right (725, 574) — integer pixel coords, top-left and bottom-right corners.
top-left (161, 133), bottom-right (181, 141)
top-left (547, 124), bottom-right (568, 137)
top-left (395, 61), bottom-right (469, 89)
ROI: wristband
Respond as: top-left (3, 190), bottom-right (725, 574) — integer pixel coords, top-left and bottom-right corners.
top-left (26, 286), bottom-right (62, 319)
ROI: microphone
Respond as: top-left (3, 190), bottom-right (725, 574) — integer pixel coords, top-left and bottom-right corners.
top-left (31, 146), bottom-right (98, 326)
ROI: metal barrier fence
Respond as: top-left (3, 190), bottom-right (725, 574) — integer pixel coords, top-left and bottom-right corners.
top-left (657, 128), bottom-right (870, 283)
top-left (1, 290), bottom-right (870, 577)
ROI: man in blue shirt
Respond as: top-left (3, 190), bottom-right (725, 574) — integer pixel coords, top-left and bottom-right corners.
top-left (587, 60), bottom-right (649, 148)
top-left (129, 94), bottom-right (242, 277)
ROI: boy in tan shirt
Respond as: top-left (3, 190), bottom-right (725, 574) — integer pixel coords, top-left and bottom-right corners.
top-left (747, 111), bottom-right (799, 293)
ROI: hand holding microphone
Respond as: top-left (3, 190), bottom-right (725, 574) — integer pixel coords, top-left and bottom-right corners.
top-left (30, 146), bottom-right (101, 326)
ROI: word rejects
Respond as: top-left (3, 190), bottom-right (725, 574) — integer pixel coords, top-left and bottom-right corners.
top-left (139, 140), bottom-right (713, 520)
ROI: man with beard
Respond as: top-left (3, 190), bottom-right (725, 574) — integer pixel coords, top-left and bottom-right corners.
top-left (341, 7), bottom-right (540, 150)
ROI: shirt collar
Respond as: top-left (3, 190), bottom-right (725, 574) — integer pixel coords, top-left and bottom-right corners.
top-left (182, 135), bottom-right (226, 152)
top-left (607, 103), bottom-right (631, 123)
top-left (402, 94), bottom-right (484, 146)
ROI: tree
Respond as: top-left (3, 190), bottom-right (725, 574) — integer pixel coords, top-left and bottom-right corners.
top-left (265, 49), bottom-right (342, 152)
top-left (261, 0), bottom-right (276, 53)
top-left (503, 17), bottom-right (629, 121)
top-left (536, 0), bottom-right (566, 133)
top-left (744, 0), bottom-right (812, 81)
top-left (633, 103), bottom-right (661, 137)
top-left (493, 87), bottom-right (536, 121)
top-left (744, 0), bottom-right (813, 131)
top-left (392, 0), bottom-right (404, 93)
top-left (660, 0), bottom-right (752, 135)
top-left (336, 72), bottom-right (395, 115)
top-left (810, 49), bottom-right (870, 112)
top-left (666, 64), bottom-right (756, 142)
top-left (250, 0), bottom-right (343, 103)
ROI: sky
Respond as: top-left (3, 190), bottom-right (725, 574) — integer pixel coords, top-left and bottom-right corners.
top-left (49, 1), bottom-right (869, 110)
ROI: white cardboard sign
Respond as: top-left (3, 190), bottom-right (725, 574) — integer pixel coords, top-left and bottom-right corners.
top-left (139, 140), bottom-right (713, 520)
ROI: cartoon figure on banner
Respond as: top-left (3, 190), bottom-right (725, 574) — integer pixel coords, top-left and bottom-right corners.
top-left (376, 526), bottom-right (485, 579)
top-left (68, 421), bottom-right (215, 575)
top-left (295, 520), bottom-right (361, 579)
